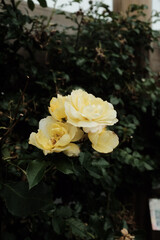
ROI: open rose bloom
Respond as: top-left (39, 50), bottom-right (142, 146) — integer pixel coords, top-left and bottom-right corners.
top-left (29, 116), bottom-right (83, 156)
top-left (65, 89), bottom-right (118, 130)
top-left (29, 89), bottom-right (119, 156)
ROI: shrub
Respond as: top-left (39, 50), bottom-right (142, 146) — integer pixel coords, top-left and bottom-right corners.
top-left (0, 1), bottom-right (160, 239)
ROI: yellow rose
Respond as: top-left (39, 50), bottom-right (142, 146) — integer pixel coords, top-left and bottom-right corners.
top-left (65, 89), bottom-right (118, 132)
top-left (88, 129), bottom-right (119, 153)
top-left (49, 94), bottom-right (67, 121)
top-left (29, 116), bottom-right (83, 156)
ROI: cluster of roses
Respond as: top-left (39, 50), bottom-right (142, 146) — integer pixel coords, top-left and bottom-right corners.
top-left (29, 89), bottom-right (119, 157)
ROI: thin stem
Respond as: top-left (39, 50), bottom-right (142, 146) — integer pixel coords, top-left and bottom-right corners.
top-left (45, 165), bottom-right (57, 174)
top-left (75, 14), bottom-right (83, 50)
top-left (6, 161), bottom-right (27, 175)
top-left (46, 0), bottom-right (58, 28)
top-left (1, 0), bottom-right (7, 7)
top-left (14, 76), bottom-right (29, 121)
top-left (0, 77), bottom-right (29, 146)
top-left (10, 0), bottom-right (16, 10)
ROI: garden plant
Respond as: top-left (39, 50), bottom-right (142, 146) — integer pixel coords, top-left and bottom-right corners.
top-left (0, 0), bottom-right (160, 239)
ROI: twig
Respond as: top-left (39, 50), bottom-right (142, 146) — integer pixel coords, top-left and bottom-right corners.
top-left (46, 0), bottom-right (58, 28)
top-left (6, 161), bottom-right (27, 175)
top-left (14, 76), bottom-right (29, 121)
top-left (1, 114), bottom-right (23, 140)
top-left (10, 0), bottom-right (16, 10)
top-left (1, 0), bottom-right (7, 7)
top-left (0, 77), bottom-right (30, 146)
top-left (75, 14), bottom-right (84, 50)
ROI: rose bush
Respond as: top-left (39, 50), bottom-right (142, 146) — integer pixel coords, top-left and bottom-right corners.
top-left (1, 1), bottom-right (160, 240)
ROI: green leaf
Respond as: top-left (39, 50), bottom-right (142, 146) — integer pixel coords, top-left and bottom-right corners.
top-left (52, 206), bottom-right (72, 235)
top-left (104, 220), bottom-right (112, 231)
top-left (67, 46), bottom-right (75, 54)
top-left (116, 68), bottom-right (123, 75)
top-left (101, 72), bottom-right (108, 80)
top-left (1, 182), bottom-right (52, 217)
top-left (37, 0), bottom-right (47, 8)
top-left (67, 218), bottom-right (87, 238)
top-left (143, 162), bottom-right (153, 170)
top-left (110, 96), bottom-right (120, 105)
top-left (52, 216), bottom-right (63, 235)
top-left (114, 84), bottom-right (121, 90)
top-left (88, 169), bottom-right (101, 179)
top-left (92, 158), bottom-right (110, 167)
top-left (27, 0), bottom-right (35, 10)
top-left (26, 160), bottom-right (47, 189)
top-left (134, 29), bottom-right (140, 34)
top-left (114, 41), bottom-right (120, 48)
top-left (79, 152), bottom-right (91, 165)
top-left (76, 58), bottom-right (86, 67)
top-left (56, 206), bottom-right (72, 219)
top-left (53, 158), bottom-right (74, 174)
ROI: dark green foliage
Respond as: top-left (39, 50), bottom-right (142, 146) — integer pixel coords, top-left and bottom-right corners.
top-left (0, 0), bottom-right (160, 239)
top-left (26, 160), bottom-right (47, 189)
top-left (2, 182), bottom-right (52, 216)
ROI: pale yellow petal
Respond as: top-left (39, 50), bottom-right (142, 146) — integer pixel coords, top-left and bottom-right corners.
top-left (36, 130), bottom-right (53, 150)
top-left (29, 130), bottom-right (53, 151)
top-left (65, 101), bottom-right (83, 125)
top-left (64, 89), bottom-right (118, 128)
top-left (71, 127), bottom-right (84, 142)
top-left (43, 149), bottom-right (54, 155)
top-left (83, 125), bottom-right (106, 133)
top-left (63, 143), bottom-right (80, 157)
top-left (29, 132), bottom-right (38, 147)
top-left (39, 116), bottom-right (56, 138)
top-left (88, 130), bottom-right (119, 153)
top-left (66, 123), bottom-right (78, 140)
top-left (55, 134), bottom-right (71, 146)
top-left (49, 95), bottom-right (67, 121)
